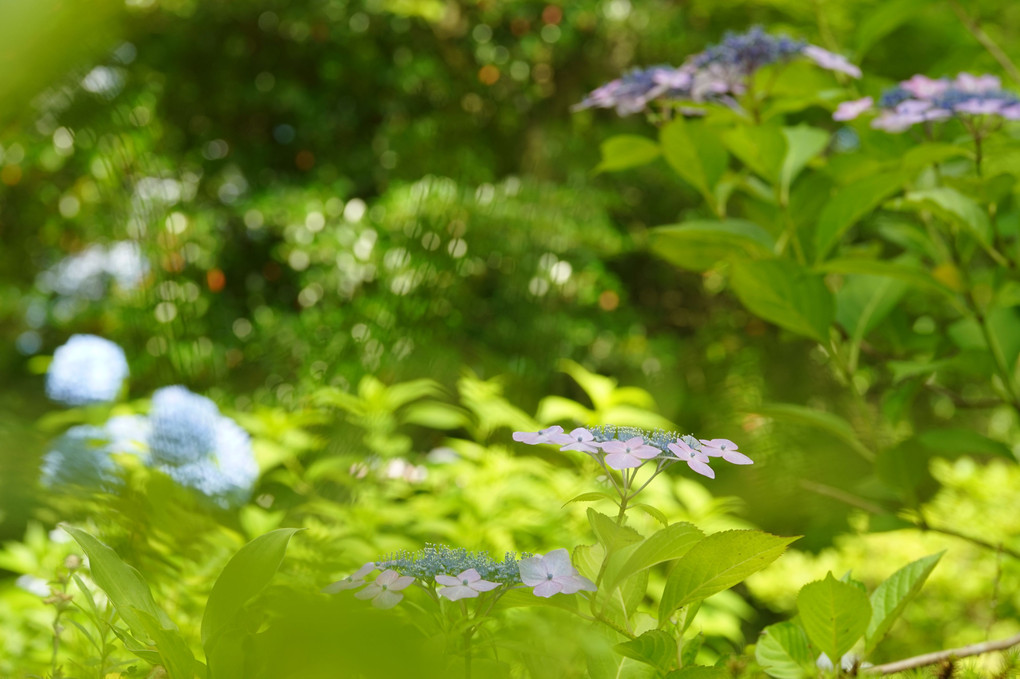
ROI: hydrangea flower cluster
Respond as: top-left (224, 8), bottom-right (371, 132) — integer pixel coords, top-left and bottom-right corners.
top-left (36, 241), bottom-right (148, 300)
top-left (325, 544), bottom-right (595, 608)
top-left (39, 384), bottom-right (258, 508)
top-left (574, 27), bottom-right (860, 116)
top-left (513, 425), bottom-right (751, 478)
top-left (46, 334), bottom-right (130, 406)
top-left (834, 73), bottom-right (1020, 132)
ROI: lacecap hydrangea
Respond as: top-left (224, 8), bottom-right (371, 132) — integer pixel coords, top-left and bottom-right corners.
top-left (46, 334), bottom-right (129, 407)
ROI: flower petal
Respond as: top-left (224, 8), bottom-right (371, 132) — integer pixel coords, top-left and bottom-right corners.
top-left (354, 584), bottom-right (381, 600)
top-left (722, 450), bottom-right (754, 465)
top-left (517, 555), bottom-right (550, 586)
top-left (556, 574), bottom-right (597, 594)
top-left (532, 580), bottom-right (563, 598)
top-left (541, 549), bottom-right (575, 578)
top-left (435, 574), bottom-right (462, 587)
top-left (687, 458), bottom-right (715, 479)
top-left (373, 589), bottom-right (404, 609)
top-left (390, 575), bottom-right (415, 591)
top-left (470, 579), bottom-right (501, 592)
top-left (605, 452), bottom-right (642, 469)
top-left (439, 585), bottom-right (479, 601)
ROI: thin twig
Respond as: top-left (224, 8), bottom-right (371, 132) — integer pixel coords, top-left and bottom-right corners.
top-left (917, 519), bottom-right (1020, 561)
top-left (947, 0), bottom-right (1020, 85)
top-left (863, 632), bottom-right (1020, 674)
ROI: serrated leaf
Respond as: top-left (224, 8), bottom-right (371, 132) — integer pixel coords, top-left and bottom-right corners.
top-left (603, 522), bottom-right (704, 592)
top-left (814, 172), bottom-right (906, 261)
top-left (797, 573), bottom-right (871, 661)
top-left (588, 508), bottom-right (643, 554)
top-left (632, 503), bottom-right (670, 527)
top-left (616, 630), bottom-right (677, 670)
top-left (865, 552), bottom-right (943, 652)
top-left (729, 259), bottom-right (835, 342)
top-left (650, 219), bottom-right (776, 272)
top-left (596, 134), bottom-right (662, 173)
top-left (756, 621), bottom-right (813, 679)
top-left (658, 531), bottom-right (797, 621)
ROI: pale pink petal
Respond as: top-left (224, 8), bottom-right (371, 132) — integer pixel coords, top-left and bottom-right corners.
top-left (389, 575), bottom-right (415, 591)
top-left (374, 569), bottom-right (400, 586)
top-left (631, 444), bottom-right (660, 460)
top-left (561, 441), bottom-right (600, 453)
top-left (541, 549), bottom-right (575, 578)
top-left (605, 452), bottom-right (642, 469)
top-left (687, 458), bottom-right (715, 478)
top-left (600, 439), bottom-right (628, 454)
top-left (517, 555), bottom-right (550, 586)
top-left (722, 450), bottom-right (754, 465)
top-left (352, 562), bottom-right (376, 579)
top-left (833, 96), bottom-right (873, 121)
top-left (1001, 104), bottom-right (1020, 119)
top-left (532, 580), bottom-right (563, 598)
top-left (373, 590), bottom-right (404, 609)
top-left (458, 568), bottom-right (482, 583)
top-left (322, 578), bottom-right (363, 593)
top-left (803, 45), bottom-right (861, 78)
top-left (556, 574), bottom-right (597, 594)
top-left (435, 574), bottom-right (462, 587)
top-left (470, 579), bottom-right (501, 592)
top-left (354, 584), bottom-right (380, 600)
top-left (439, 585), bottom-right (480, 601)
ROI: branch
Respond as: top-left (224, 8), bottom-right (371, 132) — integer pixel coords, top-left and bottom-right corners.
top-left (947, 0), bottom-right (1020, 85)
top-left (864, 632), bottom-right (1020, 674)
top-left (917, 520), bottom-right (1020, 561)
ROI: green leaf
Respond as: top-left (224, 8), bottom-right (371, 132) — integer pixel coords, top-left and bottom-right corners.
top-left (632, 503), bottom-right (670, 526)
top-left (915, 428), bottom-right (1013, 459)
top-left (596, 134), bottom-right (662, 173)
top-left (650, 219), bottom-right (776, 272)
top-left (797, 573), bottom-right (872, 662)
top-left (780, 126), bottom-right (829, 200)
top-left (816, 258), bottom-right (956, 299)
top-left (722, 124), bottom-right (786, 185)
top-left (202, 529), bottom-right (300, 647)
top-left (665, 666), bottom-right (728, 678)
top-left (755, 621), bottom-right (813, 679)
top-left (814, 172), bottom-right (906, 261)
top-left (660, 118), bottom-right (729, 211)
top-left (615, 630), bottom-right (677, 670)
top-left (588, 508), bottom-right (643, 554)
top-left (835, 274), bottom-right (907, 339)
top-left (754, 402), bottom-right (872, 460)
top-left (896, 187), bottom-right (992, 246)
top-left (603, 522), bottom-right (704, 592)
top-left (901, 143), bottom-right (972, 172)
top-left (729, 259), bottom-right (835, 342)
top-left (658, 530), bottom-right (797, 621)
top-left (865, 552), bottom-right (943, 652)
top-left (60, 525), bottom-right (196, 677)
top-left (400, 402), bottom-right (471, 429)
top-left (562, 492), bottom-right (617, 508)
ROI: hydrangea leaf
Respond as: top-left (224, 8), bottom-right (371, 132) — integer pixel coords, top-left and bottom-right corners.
top-left (865, 552), bottom-right (944, 653)
top-left (658, 530), bottom-right (797, 621)
top-left (755, 621), bottom-right (814, 679)
top-left (780, 125), bottom-right (829, 200)
top-left (660, 118), bottom-right (729, 212)
top-left (650, 219), bottom-right (775, 272)
top-left (602, 522), bottom-right (704, 593)
top-left (615, 630), bottom-right (677, 671)
top-left (797, 573), bottom-right (871, 662)
top-left (729, 259), bottom-right (835, 342)
top-left (814, 171), bottom-right (907, 261)
top-left (596, 134), bottom-right (662, 173)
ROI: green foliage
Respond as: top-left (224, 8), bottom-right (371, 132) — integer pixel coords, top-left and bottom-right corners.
top-left (797, 572), bottom-right (871, 663)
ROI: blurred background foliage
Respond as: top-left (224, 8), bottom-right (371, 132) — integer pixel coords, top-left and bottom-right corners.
top-left (1, 0), bottom-right (1019, 675)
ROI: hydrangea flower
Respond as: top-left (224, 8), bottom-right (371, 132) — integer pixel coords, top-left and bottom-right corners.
top-left (602, 436), bottom-right (661, 470)
top-left (834, 72), bottom-right (1020, 132)
top-left (36, 242), bottom-right (148, 300)
top-left (40, 425), bottom-right (121, 489)
top-left (513, 425), bottom-right (747, 477)
top-left (575, 27), bottom-right (859, 117)
top-left (160, 415), bottom-right (259, 508)
top-left (46, 335), bottom-right (129, 407)
top-left (148, 386), bottom-right (222, 465)
top-left (667, 440), bottom-right (715, 479)
top-left (699, 438), bottom-right (754, 465)
top-left (518, 549), bottom-right (596, 598)
top-left (512, 425), bottom-right (564, 445)
top-left (354, 569), bottom-right (415, 609)
top-left (435, 569), bottom-right (501, 601)
top-left (372, 544), bottom-right (527, 584)
top-left (323, 562), bottom-right (377, 593)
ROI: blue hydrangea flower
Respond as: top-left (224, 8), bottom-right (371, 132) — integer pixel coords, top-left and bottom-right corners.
top-left (36, 241), bottom-right (148, 300)
top-left (162, 417), bottom-right (259, 508)
top-left (40, 425), bottom-right (120, 489)
top-left (105, 414), bottom-right (152, 459)
top-left (46, 335), bottom-right (129, 407)
top-left (148, 386), bottom-right (221, 465)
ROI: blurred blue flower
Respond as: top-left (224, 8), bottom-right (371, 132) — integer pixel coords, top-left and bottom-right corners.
top-left (36, 241), bottom-right (148, 300)
top-left (40, 425), bottom-right (120, 489)
top-left (161, 416), bottom-right (258, 508)
top-left (46, 335), bottom-right (129, 407)
top-left (148, 386), bottom-right (221, 465)
top-left (105, 414), bottom-right (152, 459)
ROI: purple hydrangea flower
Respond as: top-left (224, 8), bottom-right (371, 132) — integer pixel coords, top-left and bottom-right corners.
top-left (836, 72), bottom-right (1020, 132)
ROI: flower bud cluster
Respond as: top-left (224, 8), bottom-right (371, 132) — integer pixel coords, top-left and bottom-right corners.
top-left (375, 544), bottom-right (529, 585)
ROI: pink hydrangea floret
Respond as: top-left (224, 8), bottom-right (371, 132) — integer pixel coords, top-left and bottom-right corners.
top-left (435, 568), bottom-right (501, 601)
top-left (512, 426), bottom-right (564, 445)
top-left (551, 427), bottom-right (601, 454)
top-left (518, 549), bottom-right (597, 598)
top-left (699, 438), bottom-right (754, 465)
top-left (668, 440), bottom-right (715, 479)
top-left (601, 436), bottom-right (660, 470)
top-left (354, 569), bottom-right (415, 609)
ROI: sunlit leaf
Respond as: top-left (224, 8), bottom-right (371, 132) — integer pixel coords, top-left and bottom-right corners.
top-left (797, 573), bottom-right (871, 662)
top-left (865, 552), bottom-right (943, 653)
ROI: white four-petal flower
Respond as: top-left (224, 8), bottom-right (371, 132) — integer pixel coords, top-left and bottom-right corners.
top-left (518, 549), bottom-right (596, 598)
top-left (353, 568), bottom-right (415, 609)
top-left (435, 568), bottom-right (501, 601)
